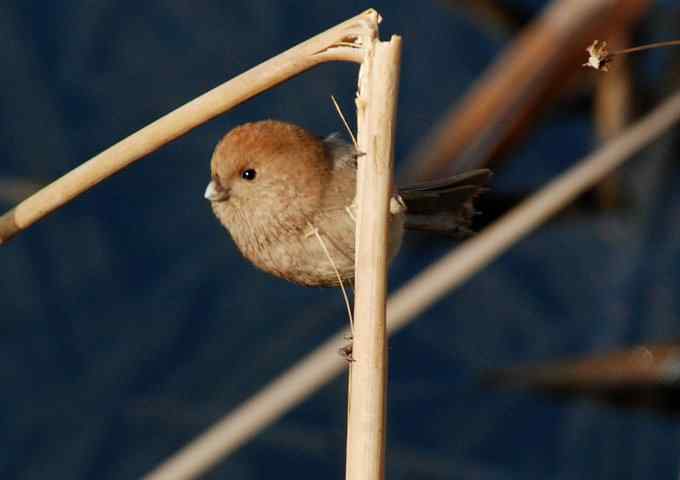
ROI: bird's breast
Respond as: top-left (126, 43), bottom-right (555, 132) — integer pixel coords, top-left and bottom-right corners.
top-left (233, 201), bottom-right (404, 287)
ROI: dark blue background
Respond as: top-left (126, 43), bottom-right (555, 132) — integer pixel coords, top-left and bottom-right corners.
top-left (2, 1), bottom-right (680, 478)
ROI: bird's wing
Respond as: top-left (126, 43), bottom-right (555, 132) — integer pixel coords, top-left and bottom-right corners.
top-left (398, 169), bottom-right (491, 214)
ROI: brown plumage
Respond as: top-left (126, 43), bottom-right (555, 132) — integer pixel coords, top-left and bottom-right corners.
top-left (205, 120), bottom-right (490, 287)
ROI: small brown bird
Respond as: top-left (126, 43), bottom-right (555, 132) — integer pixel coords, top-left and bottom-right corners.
top-left (205, 120), bottom-right (490, 287)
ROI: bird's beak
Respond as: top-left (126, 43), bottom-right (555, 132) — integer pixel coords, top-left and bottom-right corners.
top-left (204, 180), bottom-right (230, 202)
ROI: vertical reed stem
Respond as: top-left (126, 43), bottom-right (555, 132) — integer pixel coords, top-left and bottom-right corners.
top-left (346, 35), bottom-right (402, 480)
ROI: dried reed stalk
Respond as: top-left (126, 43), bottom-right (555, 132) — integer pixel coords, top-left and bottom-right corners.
top-left (143, 88), bottom-right (680, 479)
top-left (0, 9), bottom-right (379, 245)
top-left (346, 35), bottom-right (402, 480)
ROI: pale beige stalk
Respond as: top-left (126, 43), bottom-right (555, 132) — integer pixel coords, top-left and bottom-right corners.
top-left (0, 9), bottom-right (378, 244)
top-left (346, 36), bottom-right (402, 480)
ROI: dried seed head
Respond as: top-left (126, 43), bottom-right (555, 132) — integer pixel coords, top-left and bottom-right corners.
top-left (583, 40), bottom-right (612, 72)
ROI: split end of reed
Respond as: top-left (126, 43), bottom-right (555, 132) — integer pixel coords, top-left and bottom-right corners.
top-left (0, 209), bottom-right (20, 245)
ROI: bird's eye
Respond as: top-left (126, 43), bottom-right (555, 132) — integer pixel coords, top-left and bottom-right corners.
top-left (241, 169), bottom-right (256, 181)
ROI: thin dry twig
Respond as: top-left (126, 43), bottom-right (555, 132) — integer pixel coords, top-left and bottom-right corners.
top-left (614, 40), bottom-right (680, 55)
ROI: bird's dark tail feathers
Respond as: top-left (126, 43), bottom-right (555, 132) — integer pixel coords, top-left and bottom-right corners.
top-left (399, 169), bottom-right (492, 237)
